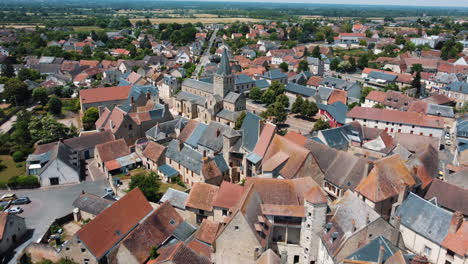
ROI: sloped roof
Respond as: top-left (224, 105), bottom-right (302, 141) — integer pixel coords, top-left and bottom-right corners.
top-left (64, 131), bottom-right (114, 152)
top-left (345, 236), bottom-right (399, 263)
top-left (160, 188), bottom-right (188, 210)
top-left (285, 83), bottom-right (316, 97)
top-left (216, 48), bottom-right (232, 76)
top-left (212, 181), bottom-right (245, 209)
top-left (195, 219), bottom-right (220, 245)
top-left (76, 188), bottom-right (153, 259)
top-left (95, 139), bottom-right (130, 163)
top-left (425, 179), bottom-right (468, 216)
top-left (0, 213), bottom-right (8, 240)
top-left (324, 151), bottom-right (370, 189)
top-left (72, 192), bottom-right (114, 216)
top-left (185, 182), bottom-right (219, 211)
top-left (441, 221), bottom-right (468, 257)
top-left (355, 155), bottom-right (416, 203)
top-left (80, 85), bottom-right (132, 104)
top-left (256, 249), bottom-right (281, 264)
top-left (396, 192), bottom-right (452, 244)
top-left (178, 120), bottom-right (199, 143)
top-left (142, 141), bottom-right (166, 162)
top-left (149, 242), bottom-right (211, 264)
top-left (253, 122), bottom-right (276, 158)
top-left (241, 112), bottom-right (262, 152)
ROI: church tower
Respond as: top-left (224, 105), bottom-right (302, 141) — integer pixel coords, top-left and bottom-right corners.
top-left (213, 48), bottom-right (235, 97)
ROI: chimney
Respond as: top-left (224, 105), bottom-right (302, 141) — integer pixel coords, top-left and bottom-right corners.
top-left (448, 211), bottom-right (463, 234)
top-left (352, 219), bottom-right (357, 232)
top-left (392, 216), bottom-right (401, 246)
top-left (366, 214), bottom-right (370, 224)
top-left (98, 106), bottom-right (105, 116)
top-left (216, 128), bottom-right (221, 137)
top-left (146, 92), bottom-right (151, 100)
top-left (131, 96), bottom-right (135, 104)
top-left (202, 156), bottom-right (210, 164)
top-left (377, 245), bottom-right (385, 264)
top-left (411, 255), bottom-right (429, 264)
top-left (177, 141), bottom-right (183, 152)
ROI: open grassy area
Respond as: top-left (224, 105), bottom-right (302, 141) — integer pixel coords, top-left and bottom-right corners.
top-left (130, 17), bottom-right (264, 25)
top-left (159, 182), bottom-right (185, 194)
top-left (0, 155), bottom-right (26, 184)
top-left (72, 26), bottom-right (103, 31)
top-left (334, 48), bottom-right (368, 56)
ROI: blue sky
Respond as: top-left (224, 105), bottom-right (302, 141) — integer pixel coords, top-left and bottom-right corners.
top-left (196, 0), bottom-right (468, 8)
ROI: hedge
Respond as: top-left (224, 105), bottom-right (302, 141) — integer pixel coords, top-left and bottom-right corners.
top-left (12, 151), bottom-right (25, 162)
top-left (8, 175), bottom-right (40, 189)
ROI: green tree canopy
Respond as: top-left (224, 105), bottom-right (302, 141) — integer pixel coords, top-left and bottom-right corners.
top-left (32, 87), bottom-right (48, 105)
top-left (312, 119), bottom-right (331, 132)
top-left (82, 107), bottom-right (99, 131)
top-left (249, 87), bottom-right (263, 102)
top-left (301, 100), bottom-right (318, 118)
top-left (48, 96), bottom-right (62, 115)
top-left (234, 111), bottom-right (246, 130)
top-left (3, 78), bottom-right (30, 105)
top-left (29, 114), bottom-right (77, 144)
top-left (18, 68), bottom-right (40, 81)
top-left (129, 172), bottom-right (161, 203)
top-left (291, 95), bottom-right (304, 114)
top-left (311, 45), bottom-right (321, 58)
top-left (279, 62), bottom-right (289, 72)
top-left (297, 60), bottom-right (309, 73)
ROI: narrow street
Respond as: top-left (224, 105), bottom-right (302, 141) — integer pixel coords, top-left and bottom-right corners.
top-left (193, 28), bottom-right (218, 78)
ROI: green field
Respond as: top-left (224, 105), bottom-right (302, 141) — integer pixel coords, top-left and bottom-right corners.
top-left (0, 155), bottom-right (26, 184)
top-left (72, 26), bottom-right (103, 31)
top-left (159, 182), bottom-right (185, 194)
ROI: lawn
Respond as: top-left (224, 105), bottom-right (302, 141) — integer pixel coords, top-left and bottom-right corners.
top-left (72, 26), bottom-right (103, 31)
top-left (130, 17), bottom-right (264, 25)
top-left (159, 182), bottom-right (185, 194)
top-left (0, 155), bottom-right (26, 184)
top-left (334, 48), bottom-right (368, 56)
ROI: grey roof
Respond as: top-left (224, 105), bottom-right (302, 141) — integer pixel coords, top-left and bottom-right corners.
top-left (446, 169), bottom-right (468, 189)
top-left (345, 236), bottom-right (399, 263)
top-left (241, 112), bottom-right (262, 152)
top-left (317, 101), bottom-right (348, 124)
top-left (158, 164), bottom-right (179, 178)
top-left (146, 118), bottom-right (189, 142)
top-left (224, 92), bottom-right (241, 104)
top-left (172, 221), bottom-right (197, 242)
top-left (324, 151), bottom-right (370, 189)
top-left (182, 78), bottom-right (213, 94)
top-left (435, 72), bottom-right (458, 84)
top-left (214, 154), bottom-right (229, 173)
top-left (160, 188), bottom-right (189, 210)
top-left (263, 69), bottom-right (287, 80)
top-left (216, 109), bottom-right (241, 122)
top-left (216, 48), bottom-right (231, 76)
top-left (316, 86), bottom-right (334, 101)
top-left (175, 91), bottom-right (206, 106)
top-left (396, 192), bottom-right (452, 244)
top-left (368, 71), bottom-right (398, 82)
top-left (443, 81), bottom-right (468, 94)
top-left (457, 119), bottom-right (468, 138)
top-left (166, 140), bottom-right (203, 174)
top-left (391, 144), bottom-right (412, 161)
top-left (255, 79), bottom-right (270, 89)
top-left (285, 83), bottom-right (316, 97)
top-left (29, 63), bottom-right (61, 74)
top-left (306, 56), bottom-right (321, 66)
top-left (185, 123), bottom-right (208, 148)
top-left (64, 131), bottom-right (114, 152)
top-left (426, 104), bottom-right (454, 118)
top-left (198, 122), bottom-right (236, 152)
top-left (235, 74), bottom-right (255, 85)
top-left (72, 193), bottom-right (114, 216)
top-left (319, 124), bottom-right (360, 149)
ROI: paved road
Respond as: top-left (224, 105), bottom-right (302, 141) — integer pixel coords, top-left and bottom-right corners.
top-left (2, 180), bottom-right (109, 264)
top-left (0, 105), bottom-right (36, 133)
top-left (193, 28), bottom-right (218, 78)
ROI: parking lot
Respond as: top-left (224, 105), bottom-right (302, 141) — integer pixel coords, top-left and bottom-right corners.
top-left (1, 180), bottom-right (109, 264)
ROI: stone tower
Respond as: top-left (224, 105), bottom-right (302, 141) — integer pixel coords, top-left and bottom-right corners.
top-left (213, 48), bottom-right (235, 97)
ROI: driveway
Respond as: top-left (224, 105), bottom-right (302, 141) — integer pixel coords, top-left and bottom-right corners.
top-left (1, 180), bottom-right (109, 264)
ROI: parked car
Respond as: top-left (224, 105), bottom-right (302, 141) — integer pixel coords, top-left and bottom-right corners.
top-left (445, 133), bottom-right (451, 140)
top-left (5, 206), bottom-right (23, 214)
top-left (0, 200), bottom-right (12, 210)
top-left (446, 140), bottom-right (452, 146)
top-left (104, 188), bottom-right (115, 196)
top-left (0, 194), bottom-right (17, 202)
top-left (12, 197), bottom-right (31, 205)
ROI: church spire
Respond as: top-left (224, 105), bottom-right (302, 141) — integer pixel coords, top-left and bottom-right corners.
top-left (216, 48), bottom-right (231, 76)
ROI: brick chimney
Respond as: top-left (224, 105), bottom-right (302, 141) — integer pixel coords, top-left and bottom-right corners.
top-left (216, 128), bottom-right (221, 137)
top-left (411, 255), bottom-right (429, 264)
top-left (448, 211), bottom-right (463, 234)
top-left (131, 96), bottom-right (135, 104)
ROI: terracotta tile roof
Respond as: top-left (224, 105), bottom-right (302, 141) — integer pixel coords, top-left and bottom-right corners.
top-left (95, 139), bottom-right (130, 163)
top-left (366, 90), bottom-right (387, 103)
top-left (253, 122), bottom-right (276, 158)
top-left (76, 188), bottom-right (152, 259)
top-left (339, 33), bottom-right (365, 37)
top-left (80, 85), bottom-right (132, 104)
top-left (212, 181), bottom-right (244, 209)
top-left (178, 120), bottom-right (199, 143)
top-left (423, 94), bottom-right (453, 105)
top-left (355, 154), bottom-right (416, 203)
top-left (185, 182), bottom-right (219, 211)
top-left (113, 48), bottom-right (130, 55)
top-left (149, 242), bottom-right (211, 264)
top-left (256, 249), bottom-right (281, 264)
top-left (142, 141), bottom-right (166, 162)
top-left (186, 239), bottom-right (213, 258)
top-left (407, 100), bottom-right (428, 114)
top-left (304, 186), bottom-right (328, 204)
top-left (347, 107), bottom-right (444, 129)
top-left (283, 131), bottom-right (307, 146)
top-left (96, 107), bottom-right (129, 132)
top-left (307, 76), bottom-right (323, 87)
top-left (404, 57), bottom-right (439, 69)
top-left (0, 212), bottom-right (7, 240)
top-left (441, 220), bottom-right (468, 257)
top-left (261, 204), bottom-right (305, 217)
top-left (393, 133), bottom-right (440, 153)
top-left (117, 201), bottom-right (183, 263)
top-left (195, 219), bottom-right (220, 245)
top-left (328, 89), bottom-right (347, 105)
top-left (261, 134), bottom-right (311, 179)
top-left (80, 60), bottom-right (100, 67)
top-left (415, 144), bottom-right (439, 189)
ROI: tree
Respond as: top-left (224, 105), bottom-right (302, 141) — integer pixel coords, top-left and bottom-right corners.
top-left (312, 119), bottom-right (330, 131)
top-left (234, 111), bottom-right (246, 130)
top-left (357, 54), bottom-right (369, 69)
top-left (361, 86), bottom-right (374, 102)
top-left (291, 95), bottom-right (304, 114)
top-left (129, 172), bottom-right (161, 203)
top-left (297, 60), bottom-right (309, 73)
top-left (348, 102), bottom-right (359, 110)
top-left (261, 89), bottom-right (276, 105)
top-left (337, 60), bottom-right (352, 72)
top-left (330, 58), bottom-right (340, 71)
top-left (411, 64), bottom-right (423, 74)
top-left (32, 87), bottom-right (48, 105)
top-left (265, 101), bottom-right (287, 123)
top-left (249, 87), bottom-right (262, 102)
top-left (82, 45), bottom-right (92, 58)
top-left (412, 71), bottom-right (422, 97)
top-left (10, 110), bottom-right (32, 147)
top-left (1, 63), bottom-right (14, 78)
top-left (18, 68), bottom-right (40, 81)
top-left (29, 114), bottom-right (77, 144)
top-left (48, 96), bottom-right (62, 115)
top-left (301, 100), bottom-right (318, 118)
top-left (276, 94), bottom-right (290, 109)
top-left (359, 40), bottom-right (368, 47)
top-left (3, 78), bottom-right (30, 105)
top-left (82, 107), bottom-right (99, 131)
top-left (279, 62), bottom-right (289, 72)
top-left (374, 103), bottom-right (385, 109)
top-left (311, 45), bottom-right (321, 58)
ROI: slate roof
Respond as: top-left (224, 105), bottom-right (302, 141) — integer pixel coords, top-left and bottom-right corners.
top-left (158, 164), bottom-right (179, 179)
top-left (172, 221), bottom-right (197, 241)
top-left (316, 86), bottom-right (334, 101)
top-left (255, 79), bottom-right (270, 89)
top-left (216, 48), bottom-right (231, 76)
top-left (76, 188), bottom-right (153, 259)
top-left (318, 101), bottom-right (348, 124)
top-left (198, 122), bottom-right (237, 152)
top-left (178, 120), bottom-right (199, 143)
top-left (319, 125), bottom-right (357, 149)
top-left (216, 109), bottom-right (241, 122)
top-left (224, 92), bottom-right (241, 104)
top-left (443, 81), bottom-right (468, 94)
top-left (166, 140), bottom-right (203, 174)
top-left (182, 79), bottom-right (213, 94)
top-left (160, 188), bottom-right (189, 210)
top-left (241, 112), bottom-right (262, 152)
top-left (368, 71), bottom-right (398, 82)
top-left (426, 104), bottom-right (454, 118)
top-left (175, 91), bottom-right (206, 106)
top-left (235, 74), bottom-right (254, 85)
top-left (263, 69), bottom-right (287, 80)
top-left (457, 119), bottom-right (468, 138)
top-left (345, 236), bottom-right (399, 263)
top-left (285, 83), bottom-right (316, 97)
top-left (72, 193), bottom-right (114, 216)
top-left (64, 131), bottom-right (114, 152)
top-left (185, 123), bottom-right (208, 148)
top-left (396, 192), bottom-right (452, 244)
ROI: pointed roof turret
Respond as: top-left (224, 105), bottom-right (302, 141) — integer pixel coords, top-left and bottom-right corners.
top-left (216, 48), bottom-right (231, 76)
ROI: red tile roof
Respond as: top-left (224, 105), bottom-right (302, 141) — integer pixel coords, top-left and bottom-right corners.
top-left (284, 131), bottom-right (307, 146)
top-left (76, 188), bottom-right (152, 259)
top-left (185, 183), bottom-right (219, 211)
top-left (347, 107), bottom-right (444, 129)
top-left (149, 242), bottom-right (211, 264)
top-left (212, 181), bottom-right (244, 209)
top-left (0, 212), bottom-right (7, 240)
top-left (253, 123), bottom-right (276, 158)
top-left (261, 204), bottom-right (305, 217)
top-left (304, 186), bottom-right (328, 204)
top-left (95, 139), bottom-right (130, 163)
top-left (366, 90), bottom-right (387, 103)
top-left (80, 85), bottom-right (131, 104)
top-left (307, 76), bottom-right (323, 87)
top-left (339, 33), bottom-right (365, 37)
top-left (328, 89), bottom-right (347, 105)
top-left (80, 60), bottom-right (100, 67)
top-left (112, 48), bottom-right (130, 55)
top-left (195, 219), bottom-right (220, 245)
top-left (186, 239), bottom-right (213, 258)
top-left (442, 219), bottom-right (468, 256)
top-left (142, 141), bottom-right (166, 162)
